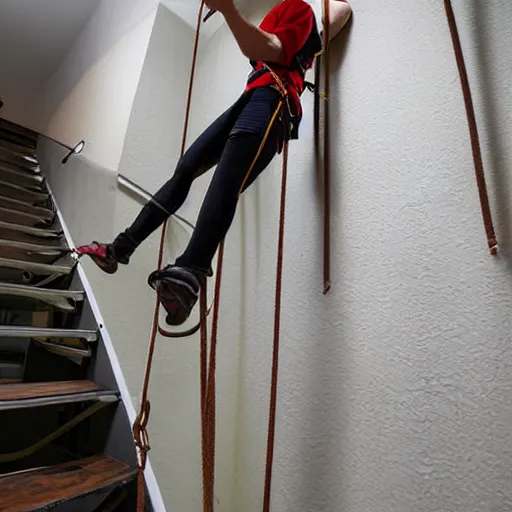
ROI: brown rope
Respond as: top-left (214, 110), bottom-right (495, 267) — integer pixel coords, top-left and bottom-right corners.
top-left (262, 137), bottom-right (289, 512)
top-left (199, 95), bottom-right (286, 512)
top-left (444, 0), bottom-right (497, 254)
top-left (200, 242), bottom-right (225, 512)
top-left (322, 0), bottom-right (332, 293)
top-left (133, 2), bottom-right (206, 511)
top-left (199, 281), bottom-right (214, 512)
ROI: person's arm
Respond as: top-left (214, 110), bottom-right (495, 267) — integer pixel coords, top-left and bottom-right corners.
top-left (206, 0), bottom-right (283, 62)
top-left (325, 0), bottom-right (352, 41)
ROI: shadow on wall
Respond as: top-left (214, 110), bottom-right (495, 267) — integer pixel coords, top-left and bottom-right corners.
top-left (41, 0), bottom-right (158, 121)
top-left (37, 137), bottom-right (118, 245)
top-left (471, 0), bottom-right (512, 261)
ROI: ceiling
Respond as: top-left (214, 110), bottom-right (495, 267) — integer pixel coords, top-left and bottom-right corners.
top-left (0, 0), bottom-right (100, 86)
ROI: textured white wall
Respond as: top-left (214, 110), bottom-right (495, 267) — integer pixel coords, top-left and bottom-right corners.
top-left (35, 0), bottom-right (159, 171)
top-left (40, 0), bottom-right (512, 510)
top-left (173, 0), bottom-right (512, 510)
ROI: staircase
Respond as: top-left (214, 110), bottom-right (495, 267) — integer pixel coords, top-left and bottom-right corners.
top-left (0, 118), bottom-right (143, 511)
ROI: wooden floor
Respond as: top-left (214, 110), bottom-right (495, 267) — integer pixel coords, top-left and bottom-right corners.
top-left (0, 455), bottom-right (137, 511)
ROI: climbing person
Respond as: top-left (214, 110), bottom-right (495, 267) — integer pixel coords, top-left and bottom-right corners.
top-left (75, 0), bottom-right (352, 326)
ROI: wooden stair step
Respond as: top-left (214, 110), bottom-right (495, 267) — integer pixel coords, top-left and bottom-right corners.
top-left (0, 326), bottom-right (98, 342)
top-left (0, 166), bottom-right (45, 188)
top-left (0, 139), bottom-right (36, 156)
top-left (0, 239), bottom-right (69, 264)
top-left (0, 380), bottom-right (119, 411)
top-left (0, 220), bottom-right (63, 244)
top-left (0, 195), bottom-right (53, 221)
top-left (0, 206), bottom-right (53, 228)
top-left (0, 181), bottom-right (49, 205)
top-left (0, 257), bottom-right (73, 278)
top-left (0, 455), bottom-right (136, 511)
top-left (0, 282), bottom-right (84, 312)
top-left (0, 326), bottom-right (97, 358)
top-left (0, 120), bottom-right (37, 141)
top-left (0, 153), bottom-right (39, 173)
top-left (0, 118), bottom-right (38, 135)
top-left (0, 257), bottom-right (73, 287)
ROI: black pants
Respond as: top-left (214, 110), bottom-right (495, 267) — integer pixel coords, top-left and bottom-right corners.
top-left (112, 87), bottom-right (283, 271)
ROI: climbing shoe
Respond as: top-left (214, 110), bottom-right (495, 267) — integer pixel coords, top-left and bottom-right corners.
top-left (74, 242), bottom-right (119, 275)
top-left (147, 265), bottom-right (205, 326)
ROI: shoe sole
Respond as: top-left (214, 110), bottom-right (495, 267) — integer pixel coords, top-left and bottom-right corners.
top-left (157, 279), bottom-right (197, 326)
top-left (89, 255), bottom-right (118, 275)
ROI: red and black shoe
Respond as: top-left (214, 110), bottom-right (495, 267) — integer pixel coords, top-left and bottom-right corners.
top-left (147, 265), bottom-right (204, 326)
top-left (74, 242), bottom-right (118, 275)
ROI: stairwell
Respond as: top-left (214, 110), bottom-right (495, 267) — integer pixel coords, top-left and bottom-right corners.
top-left (0, 118), bottom-right (145, 511)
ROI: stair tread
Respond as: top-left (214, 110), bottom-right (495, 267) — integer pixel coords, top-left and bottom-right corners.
top-left (0, 165), bottom-right (44, 183)
top-left (0, 455), bottom-right (136, 511)
top-left (0, 205), bottom-right (51, 223)
top-left (0, 195), bottom-right (53, 219)
top-left (0, 380), bottom-right (99, 400)
top-left (0, 282), bottom-right (84, 299)
top-left (0, 238), bottom-right (66, 253)
top-left (0, 380), bottom-right (119, 410)
top-left (0, 256), bottom-right (74, 275)
top-left (0, 238), bottom-right (71, 265)
top-left (0, 326), bottom-right (97, 342)
top-left (0, 180), bottom-right (48, 202)
top-left (0, 220), bottom-right (63, 239)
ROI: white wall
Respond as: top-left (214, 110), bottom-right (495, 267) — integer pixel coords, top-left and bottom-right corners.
top-left (169, 0), bottom-right (512, 510)
top-left (40, 0), bottom-right (512, 510)
top-left (0, 0), bottom-right (101, 128)
top-left (36, 0), bottom-right (159, 171)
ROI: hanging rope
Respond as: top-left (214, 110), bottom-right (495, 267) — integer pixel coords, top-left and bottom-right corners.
top-left (200, 242), bottom-right (224, 512)
top-left (444, 0), bottom-right (497, 254)
top-left (199, 279), bottom-right (214, 512)
top-left (133, 1), bottom-right (315, 509)
top-left (200, 93), bottom-right (287, 511)
top-left (322, 0), bottom-right (332, 293)
top-left (133, 2), bottom-right (206, 511)
top-left (262, 138), bottom-right (289, 512)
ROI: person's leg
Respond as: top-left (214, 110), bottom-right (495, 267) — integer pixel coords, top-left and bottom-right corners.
top-left (76, 94), bottom-right (251, 273)
top-left (149, 87), bottom-right (284, 325)
top-left (111, 94), bottom-right (253, 262)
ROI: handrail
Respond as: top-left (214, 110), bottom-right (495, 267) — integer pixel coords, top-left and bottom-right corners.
top-left (117, 173), bottom-right (194, 230)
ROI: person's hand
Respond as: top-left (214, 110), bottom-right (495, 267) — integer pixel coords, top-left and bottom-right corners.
top-left (204, 0), bottom-right (235, 14)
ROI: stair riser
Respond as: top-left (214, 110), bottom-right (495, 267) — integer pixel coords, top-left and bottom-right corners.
top-left (0, 246), bottom-right (65, 265)
top-left (0, 208), bottom-right (54, 228)
top-left (0, 229), bottom-right (63, 246)
top-left (0, 196), bottom-right (54, 224)
top-left (0, 183), bottom-right (49, 205)
top-left (0, 169), bottom-right (45, 190)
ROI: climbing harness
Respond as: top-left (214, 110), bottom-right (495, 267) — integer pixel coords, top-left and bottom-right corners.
top-left (133, 1), bottom-right (330, 511)
top-left (444, 0), bottom-right (497, 254)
